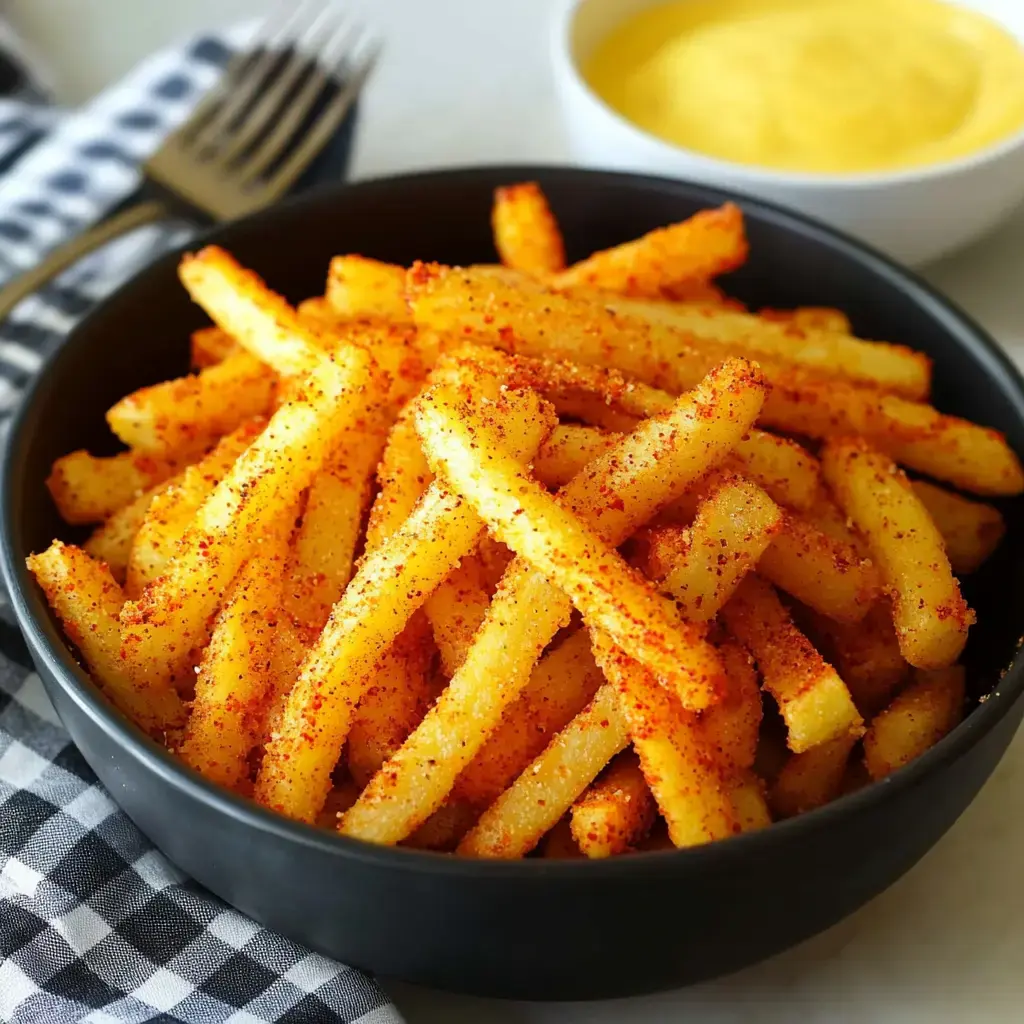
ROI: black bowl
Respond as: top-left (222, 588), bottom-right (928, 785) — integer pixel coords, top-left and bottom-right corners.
top-left (4, 167), bottom-right (1024, 1001)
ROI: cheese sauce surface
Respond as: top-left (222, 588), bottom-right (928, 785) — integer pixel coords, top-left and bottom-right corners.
top-left (584, 0), bottom-right (1024, 173)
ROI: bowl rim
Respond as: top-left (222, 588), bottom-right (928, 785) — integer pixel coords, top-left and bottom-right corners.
top-left (551, 0), bottom-right (1024, 189)
top-left (4, 163), bottom-right (1024, 879)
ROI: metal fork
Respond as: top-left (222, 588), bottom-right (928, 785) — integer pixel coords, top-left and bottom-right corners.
top-left (0, 0), bottom-right (379, 319)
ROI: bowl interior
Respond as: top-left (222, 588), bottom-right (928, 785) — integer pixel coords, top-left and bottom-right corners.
top-left (6, 165), bottom-right (1024, 824)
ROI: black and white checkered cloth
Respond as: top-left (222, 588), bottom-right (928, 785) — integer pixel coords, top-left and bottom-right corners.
top-left (0, 24), bottom-right (402, 1024)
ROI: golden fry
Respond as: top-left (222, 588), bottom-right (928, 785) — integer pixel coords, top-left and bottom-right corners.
top-left (551, 204), bottom-right (746, 297)
top-left (84, 483), bottom-right (167, 582)
top-left (106, 351), bottom-right (274, 456)
top-left (570, 750), bottom-right (656, 859)
top-left (27, 542), bottom-right (183, 733)
top-left (47, 449), bottom-right (180, 526)
top-left (863, 666), bottom-right (966, 779)
top-left (423, 555), bottom-right (492, 677)
top-left (821, 438), bottom-right (973, 668)
top-left (770, 733), bottom-right (858, 818)
top-left (698, 640), bottom-right (763, 772)
top-left (190, 326), bottom-right (237, 368)
top-left (910, 479), bottom-right (1006, 574)
top-left (326, 255), bottom-right (410, 323)
top-left (492, 182), bottom-right (566, 277)
top-left (722, 575), bottom-right (864, 752)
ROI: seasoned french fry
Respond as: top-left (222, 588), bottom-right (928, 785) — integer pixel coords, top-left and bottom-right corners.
top-left (641, 476), bottom-right (783, 622)
top-left (731, 772), bottom-right (772, 832)
top-left (121, 350), bottom-right (379, 691)
top-left (698, 640), bottom-right (763, 772)
top-left (364, 407), bottom-right (433, 550)
top-left (910, 479), bottom-right (1006, 574)
top-left (47, 449), bottom-right (180, 526)
top-left (758, 513), bottom-right (881, 624)
top-left (722, 575), bottom-right (864, 752)
top-left (770, 732), bottom-right (858, 818)
top-left (550, 204), bottom-right (747, 297)
top-left (409, 266), bottom-right (1024, 495)
top-left (458, 683), bottom-right (630, 858)
top-left (570, 750), bottom-right (656, 858)
top-left (403, 801), bottom-right (482, 852)
top-left (591, 632), bottom-right (737, 849)
top-left (326, 255), bottom-right (410, 323)
top-left (190, 326), bottom-right (238, 368)
top-left (424, 556), bottom-right (492, 676)
top-left (451, 628), bottom-right (603, 808)
top-left (177, 516), bottom-right (292, 790)
top-left (760, 306), bottom-right (852, 334)
top-left (284, 432), bottom-right (384, 629)
top-left (125, 422), bottom-right (263, 597)
top-left (863, 666), bottom-right (966, 779)
top-left (255, 383), bottom-right (555, 823)
top-left (811, 603), bottom-right (909, 716)
top-left (179, 246), bottom-right (326, 376)
top-left (534, 425), bottom-right (618, 488)
top-left (341, 360), bottom-right (765, 845)
top-left (106, 351), bottom-right (275, 456)
top-left (84, 483), bottom-right (168, 582)
top-left (821, 438), bottom-right (974, 668)
top-left (347, 614), bottom-right (437, 787)
top-left (605, 295), bottom-right (930, 399)
top-left (492, 182), bottom-right (566, 277)
top-left (27, 542), bottom-right (183, 733)
top-left (414, 381), bottom-right (721, 708)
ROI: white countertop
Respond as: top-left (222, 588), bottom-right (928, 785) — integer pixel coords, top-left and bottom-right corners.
top-left (9, 0), bottom-right (1024, 1020)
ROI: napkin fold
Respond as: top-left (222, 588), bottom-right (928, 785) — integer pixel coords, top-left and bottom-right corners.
top-left (0, 24), bottom-right (402, 1024)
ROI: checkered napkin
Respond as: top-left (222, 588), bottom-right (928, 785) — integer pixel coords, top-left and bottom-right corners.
top-left (0, 26), bottom-right (403, 1024)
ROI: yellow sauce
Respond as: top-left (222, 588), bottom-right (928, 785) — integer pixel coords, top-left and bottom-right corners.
top-left (583, 0), bottom-right (1024, 173)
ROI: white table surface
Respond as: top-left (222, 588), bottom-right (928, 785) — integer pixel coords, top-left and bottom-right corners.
top-left (9, 1), bottom-right (1024, 1020)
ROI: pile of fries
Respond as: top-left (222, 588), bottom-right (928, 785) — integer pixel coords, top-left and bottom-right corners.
top-left (30, 183), bottom-right (1020, 858)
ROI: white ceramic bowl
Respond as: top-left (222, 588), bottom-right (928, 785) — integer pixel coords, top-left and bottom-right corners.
top-left (551, 0), bottom-right (1024, 266)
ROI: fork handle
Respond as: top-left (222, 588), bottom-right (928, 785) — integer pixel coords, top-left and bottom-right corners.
top-left (0, 198), bottom-right (172, 321)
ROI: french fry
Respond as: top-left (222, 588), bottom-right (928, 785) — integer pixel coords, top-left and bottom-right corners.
top-left (47, 449), bottom-right (180, 525)
top-left (84, 483), bottom-right (168, 582)
top-left (409, 266), bottom-right (1024, 495)
top-left (27, 542), bottom-right (184, 733)
top-left (591, 632), bottom-right (738, 849)
top-left (177, 514), bottom-right (292, 790)
top-left (770, 732), bottom-right (859, 818)
top-left (403, 801), bottom-right (482, 852)
top-left (722, 575), bottom-right (864, 752)
top-left (458, 683), bottom-right (630, 858)
top-left (120, 350), bottom-right (379, 691)
top-left (341, 360), bottom-right (766, 845)
top-left (106, 351), bottom-right (275, 456)
top-left (758, 513), bottom-right (881, 624)
top-left (698, 640), bottom-right (763, 772)
top-left (760, 306), bottom-right (853, 334)
top-left (179, 246), bottom-right (326, 376)
top-left (347, 614), bottom-right (437, 787)
top-left (254, 383), bottom-right (555, 823)
top-left (605, 295), bottom-right (929, 399)
top-left (190, 325), bottom-right (238, 368)
top-left (450, 628), bottom-right (603, 808)
top-left (550, 204), bottom-right (747, 297)
top-left (811, 603), bottom-right (909, 716)
top-left (821, 438), bottom-right (974, 668)
top-left (284, 432), bottom-right (384, 629)
top-left (492, 182), bottom-right (566, 277)
top-left (731, 772), bottom-right (772, 832)
top-left (641, 476), bottom-right (783, 622)
top-left (534, 425), bottom-right (618, 488)
top-left (910, 479), bottom-right (1006, 574)
top-left (570, 750), bottom-right (656, 858)
top-left (326, 255), bottom-right (410, 323)
top-left (125, 422), bottom-right (263, 598)
top-left (863, 666), bottom-right (966, 779)
top-left (364, 407), bottom-right (433, 550)
top-left (423, 556), bottom-right (492, 677)
top-left (414, 381), bottom-right (721, 708)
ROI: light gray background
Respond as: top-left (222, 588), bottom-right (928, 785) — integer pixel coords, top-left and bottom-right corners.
top-left (8, 1), bottom-right (1024, 1020)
